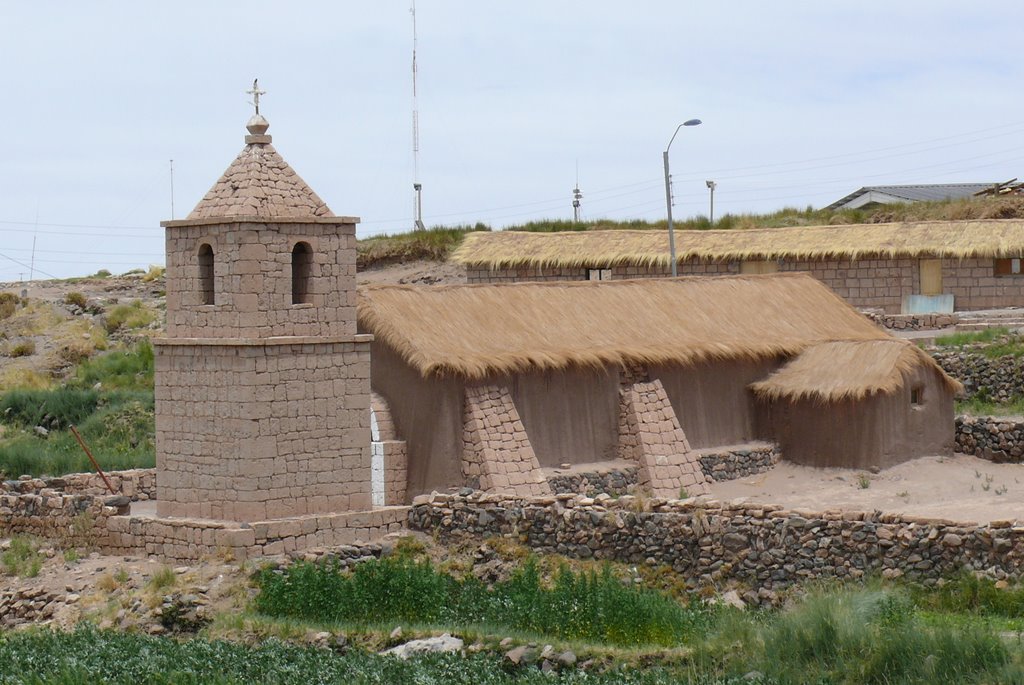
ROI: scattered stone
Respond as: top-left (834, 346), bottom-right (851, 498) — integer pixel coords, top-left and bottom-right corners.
top-left (382, 634), bottom-right (464, 659)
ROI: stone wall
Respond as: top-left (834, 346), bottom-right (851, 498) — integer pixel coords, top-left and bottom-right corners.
top-left (409, 492), bottom-right (1024, 594)
top-left (2, 469), bottom-right (156, 501)
top-left (155, 338), bottom-right (372, 521)
top-left (956, 415), bottom-right (1024, 463)
top-left (697, 443), bottom-right (779, 482)
top-left (930, 348), bottom-right (1024, 402)
top-left (462, 385), bottom-right (551, 497)
top-left (0, 491), bottom-right (117, 549)
top-left (465, 257), bottom-right (1024, 313)
top-left (105, 506), bottom-right (408, 562)
top-left (864, 311), bottom-right (958, 331)
top-left (547, 467), bottom-right (639, 497)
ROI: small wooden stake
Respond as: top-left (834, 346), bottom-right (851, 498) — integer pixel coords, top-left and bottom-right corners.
top-left (69, 425), bottom-right (116, 495)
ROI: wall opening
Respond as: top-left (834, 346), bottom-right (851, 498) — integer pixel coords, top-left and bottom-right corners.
top-left (291, 242), bottom-right (313, 304)
top-left (994, 258), bottom-right (1024, 276)
top-left (198, 243), bottom-right (215, 305)
top-left (911, 386), bottom-right (924, 406)
top-left (587, 268), bottom-right (611, 281)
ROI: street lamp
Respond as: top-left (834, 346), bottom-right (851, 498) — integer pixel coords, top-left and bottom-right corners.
top-left (663, 119), bottom-right (702, 277)
top-left (706, 180), bottom-right (717, 226)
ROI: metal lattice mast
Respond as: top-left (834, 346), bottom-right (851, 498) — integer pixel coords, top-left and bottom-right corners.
top-left (411, 1), bottom-right (425, 230)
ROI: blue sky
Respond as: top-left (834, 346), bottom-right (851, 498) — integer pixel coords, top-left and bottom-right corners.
top-left (1, 1), bottom-right (1023, 279)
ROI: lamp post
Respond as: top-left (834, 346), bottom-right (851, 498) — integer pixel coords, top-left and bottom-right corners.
top-left (705, 180), bottom-right (716, 226)
top-left (663, 118), bottom-right (702, 277)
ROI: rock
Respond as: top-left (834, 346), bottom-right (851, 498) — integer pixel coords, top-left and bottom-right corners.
top-left (720, 589), bottom-right (746, 610)
top-left (556, 650), bottom-right (577, 667)
top-left (390, 626), bottom-right (403, 640)
top-left (504, 645), bottom-right (539, 666)
top-left (34, 426), bottom-right (49, 438)
top-left (104, 495), bottom-right (131, 508)
top-left (383, 634), bottom-right (464, 659)
top-left (942, 533), bottom-right (963, 547)
top-left (499, 637), bottom-right (514, 648)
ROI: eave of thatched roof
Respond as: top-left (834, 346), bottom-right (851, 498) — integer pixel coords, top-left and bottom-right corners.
top-left (749, 340), bottom-right (963, 403)
top-left (358, 273), bottom-right (898, 380)
top-left (450, 220), bottom-right (1024, 269)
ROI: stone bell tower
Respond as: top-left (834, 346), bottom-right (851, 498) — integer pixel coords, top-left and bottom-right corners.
top-left (154, 89), bottom-right (372, 522)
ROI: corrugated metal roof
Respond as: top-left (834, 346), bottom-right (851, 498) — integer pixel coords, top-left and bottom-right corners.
top-left (825, 183), bottom-right (995, 211)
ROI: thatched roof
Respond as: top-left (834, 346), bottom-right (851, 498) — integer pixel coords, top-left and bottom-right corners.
top-left (358, 273), bottom-right (919, 380)
top-left (450, 220), bottom-right (1024, 268)
top-left (750, 340), bottom-right (962, 403)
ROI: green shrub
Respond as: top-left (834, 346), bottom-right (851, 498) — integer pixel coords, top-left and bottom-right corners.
top-left (64, 292), bottom-right (87, 308)
top-left (92, 269), bottom-right (112, 278)
top-left (2, 536), bottom-right (43, 578)
top-left (356, 224), bottom-right (490, 268)
top-left (0, 388), bottom-right (103, 429)
top-left (103, 301), bottom-right (156, 334)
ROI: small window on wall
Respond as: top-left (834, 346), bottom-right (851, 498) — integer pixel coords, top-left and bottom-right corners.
top-left (198, 243), bottom-right (214, 305)
top-left (292, 241), bottom-right (313, 304)
top-left (587, 268), bottom-right (611, 281)
top-left (910, 386), bottom-right (924, 406)
top-left (994, 258), bottom-right (1024, 276)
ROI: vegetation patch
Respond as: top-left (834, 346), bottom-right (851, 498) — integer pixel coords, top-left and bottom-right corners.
top-left (103, 301), bottom-right (156, 334)
top-left (357, 224), bottom-right (490, 269)
top-left (935, 327), bottom-right (1012, 347)
top-left (0, 342), bottom-right (155, 477)
top-left (1, 536), bottom-right (44, 578)
top-left (255, 556), bottom-right (708, 647)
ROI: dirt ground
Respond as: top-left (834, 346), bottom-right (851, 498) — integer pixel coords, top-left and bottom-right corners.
top-left (710, 454), bottom-right (1024, 525)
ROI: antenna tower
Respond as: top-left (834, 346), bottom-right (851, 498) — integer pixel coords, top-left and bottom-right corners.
top-left (411, 1), bottom-right (425, 230)
top-left (572, 161), bottom-right (583, 223)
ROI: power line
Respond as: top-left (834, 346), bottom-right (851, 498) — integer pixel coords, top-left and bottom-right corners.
top-left (0, 250), bottom-right (59, 280)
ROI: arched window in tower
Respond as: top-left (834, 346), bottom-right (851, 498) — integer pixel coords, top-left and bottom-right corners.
top-left (292, 241), bottom-right (313, 305)
top-left (198, 243), bottom-right (215, 305)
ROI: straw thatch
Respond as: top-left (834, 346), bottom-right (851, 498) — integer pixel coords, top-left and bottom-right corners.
top-left (451, 220), bottom-right (1024, 268)
top-left (359, 273), bottom-right (907, 380)
top-left (750, 340), bottom-right (962, 403)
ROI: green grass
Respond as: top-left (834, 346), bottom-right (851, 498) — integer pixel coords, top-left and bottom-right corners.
top-left (357, 224), bottom-right (490, 269)
top-left (0, 342), bottom-right (155, 478)
top-left (68, 340), bottom-right (153, 391)
top-left (934, 327), bottom-right (1012, 347)
top-left (103, 301), bottom-right (156, 334)
top-left (254, 556), bottom-right (709, 647)
top-left (956, 396), bottom-right (1024, 417)
top-left (1, 536), bottom-right (43, 578)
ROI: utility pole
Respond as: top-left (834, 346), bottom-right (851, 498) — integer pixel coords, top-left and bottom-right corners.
top-left (706, 180), bottom-right (716, 226)
top-left (572, 161), bottom-right (583, 222)
top-left (170, 159), bottom-right (175, 220)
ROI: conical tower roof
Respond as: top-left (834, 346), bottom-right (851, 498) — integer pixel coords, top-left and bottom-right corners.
top-left (187, 115), bottom-right (333, 220)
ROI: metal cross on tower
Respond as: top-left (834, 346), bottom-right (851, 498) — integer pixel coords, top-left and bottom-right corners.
top-left (247, 79), bottom-right (266, 115)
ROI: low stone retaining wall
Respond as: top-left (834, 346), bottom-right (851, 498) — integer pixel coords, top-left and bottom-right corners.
top-left (697, 443), bottom-right (779, 482)
top-left (956, 415), bottom-right (1024, 462)
top-left (930, 349), bottom-right (1024, 402)
top-left (0, 491), bottom-right (118, 549)
top-left (409, 492), bottom-right (1024, 595)
top-left (864, 311), bottom-right (958, 331)
top-left (2, 469), bottom-right (156, 501)
top-left (547, 444), bottom-right (779, 497)
top-left (548, 468), bottom-right (639, 497)
top-left (105, 506), bottom-right (409, 562)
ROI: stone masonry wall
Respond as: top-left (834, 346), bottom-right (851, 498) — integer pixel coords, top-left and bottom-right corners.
top-left (409, 492), bottom-right (1024, 595)
top-left (164, 221), bottom-right (357, 339)
top-left (2, 469), bottom-right (156, 501)
top-left (863, 311), bottom-right (959, 331)
top-left (930, 347), bottom-right (1024, 402)
top-left (0, 469), bottom-right (408, 562)
top-left (697, 443), bottom-right (779, 482)
top-left (618, 379), bottom-right (710, 498)
top-left (465, 257), bottom-right (1024, 313)
top-left (956, 415), bottom-right (1024, 463)
top-left (547, 467), bottom-right (640, 497)
top-left (156, 338), bottom-right (372, 521)
top-left (462, 385), bottom-right (551, 497)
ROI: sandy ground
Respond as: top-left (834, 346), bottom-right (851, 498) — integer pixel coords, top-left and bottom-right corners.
top-left (710, 454), bottom-right (1024, 525)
